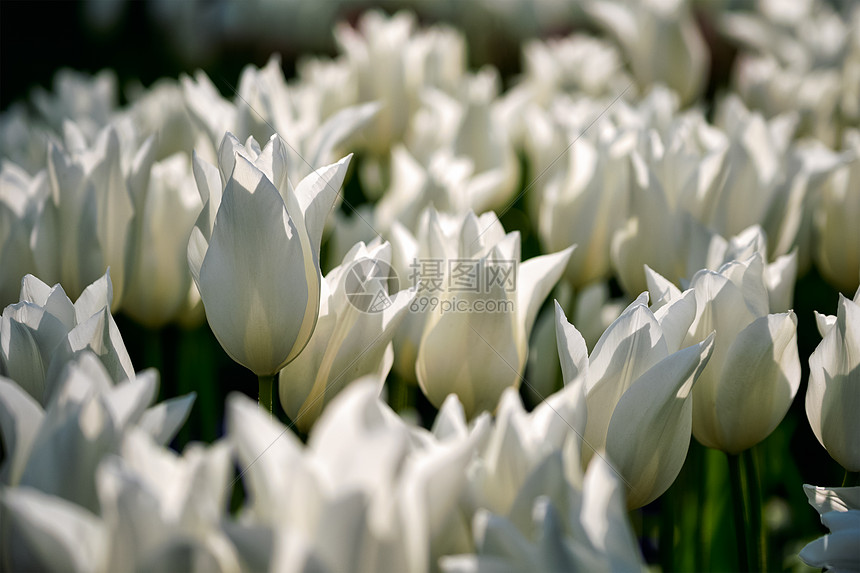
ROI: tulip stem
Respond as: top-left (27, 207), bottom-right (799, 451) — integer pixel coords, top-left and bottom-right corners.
top-left (388, 375), bottom-right (410, 412)
top-left (727, 453), bottom-right (750, 572)
top-left (843, 471), bottom-right (860, 487)
top-left (258, 374), bottom-right (275, 416)
top-left (744, 448), bottom-right (766, 572)
top-left (727, 450), bottom-right (765, 572)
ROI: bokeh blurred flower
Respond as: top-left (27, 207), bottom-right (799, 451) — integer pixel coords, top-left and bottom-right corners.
top-left (441, 455), bottom-right (646, 573)
top-left (122, 149), bottom-right (203, 328)
top-left (537, 123), bottom-right (632, 288)
top-left (584, 0), bottom-right (708, 105)
top-left (0, 163), bottom-right (48, 307)
top-left (29, 123), bottom-right (145, 308)
top-left (0, 351), bottom-right (192, 511)
top-left (228, 379), bottom-right (486, 573)
top-left (0, 272), bottom-right (134, 405)
top-left (815, 129), bottom-right (860, 294)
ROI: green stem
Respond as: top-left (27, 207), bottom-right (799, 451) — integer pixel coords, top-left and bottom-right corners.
top-left (743, 448), bottom-right (766, 572)
top-left (258, 374), bottom-right (275, 416)
top-left (843, 471), bottom-right (860, 487)
top-left (694, 443), bottom-right (707, 572)
top-left (727, 453), bottom-right (751, 573)
top-left (659, 487), bottom-right (675, 572)
top-left (387, 375), bottom-right (410, 413)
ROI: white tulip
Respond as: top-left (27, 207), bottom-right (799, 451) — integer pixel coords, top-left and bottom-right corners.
top-left (557, 293), bottom-right (715, 508)
top-left (0, 352), bottom-right (192, 510)
top-left (30, 123), bottom-right (145, 308)
top-left (0, 429), bottom-right (236, 573)
top-left (816, 129), bottom-right (860, 294)
top-left (440, 456), bottom-right (646, 573)
top-left (721, 0), bottom-right (857, 146)
top-left (387, 209), bottom-right (508, 386)
top-left (609, 107), bottom-right (727, 295)
top-left (465, 383), bottom-right (587, 517)
top-left (683, 225), bottom-right (798, 314)
top-left (123, 151), bottom-right (203, 328)
top-left (806, 286), bottom-right (860, 471)
top-left (584, 0), bottom-right (709, 105)
top-left (31, 69), bottom-right (117, 143)
top-left (649, 254), bottom-right (802, 453)
top-left (410, 68), bottom-right (520, 213)
top-left (95, 431), bottom-right (239, 572)
top-left (415, 218), bottom-right (573, 416)
top-left (334, 10), bottom-right (466, 159)
top-left (278, 240), bottom-right (413, 432)
top-left (538, 125), bottom-right (633, 288)
top-left (182, 62), bottom-right (376, 184)
top-left (799, 485), bottom-right (860, 572)
top-left (227, 379), bottom-right (485, 573)
top-left (705, 96), bottom-right (846, 270)
top-left (0, 163), bottom-right (48, 307)
top-left (187, 132), bottom-right (350, 376)
top-left (0, 104), bottom-right (51, 175)
top-left (0, 272), bottom-right (134, 404)
top-left (520, 34), bottom-right (631, 104)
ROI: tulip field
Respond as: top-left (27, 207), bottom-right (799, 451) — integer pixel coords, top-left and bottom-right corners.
top-left (2, 1), bottom-right (859, 571)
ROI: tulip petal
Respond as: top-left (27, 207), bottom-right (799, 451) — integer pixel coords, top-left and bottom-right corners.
top-left (606, 334), bottom-right (714, 508)
top-left (0, 377), bottom-right (44, 486)
top-left (417, 285), bottom-right (522, 416)
top-left (306, 102), bottom-right (380, 169)
top-left (580, 455), bottom-right (643, 572)
top-left (292, 154), bottom-right (353, 258)
top-left (715, 312), bottom-right (800, 453)
top-left (652, 289), bottom-right (696, 354)
top-left (73, 270), bottom-right (113, 323)
top-left (0, 487), bottom-right (105, 573)
top-left (799, 527), bottom-right (860, 571)
top-left (198, 155), bottom-right (310, 375)
top-left (102, 369), bottom-right (158, 429)
top-left (807, 295), bottom-right (860, 470)
top-left (192, 151), bottom-right (222, 238)
top-left (517, 247), bottom-right (574, 337)
top-left (803, 484), bottom-right (860, 514)
top-left (226, 392), bottom-right (316, 525)
top-left (137, 392), bottom-right (196, 446)
top-left (553, 300), bottom-right (588, 387)
top-left (585, 300), bottom-right (668, 452)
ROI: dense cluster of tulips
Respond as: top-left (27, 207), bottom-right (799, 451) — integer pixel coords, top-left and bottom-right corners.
top-left (1, 1), bottom-right (859, 571)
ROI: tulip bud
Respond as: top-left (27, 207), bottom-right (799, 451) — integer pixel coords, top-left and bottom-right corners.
top-left (650, 254), bottom-right (802, 453)
top-left (556, 293), bottom-right (714, 508)
top-left (415, 221), bottom-right (573, 417)
top-left (188, 133), bottom-right (350, 377)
